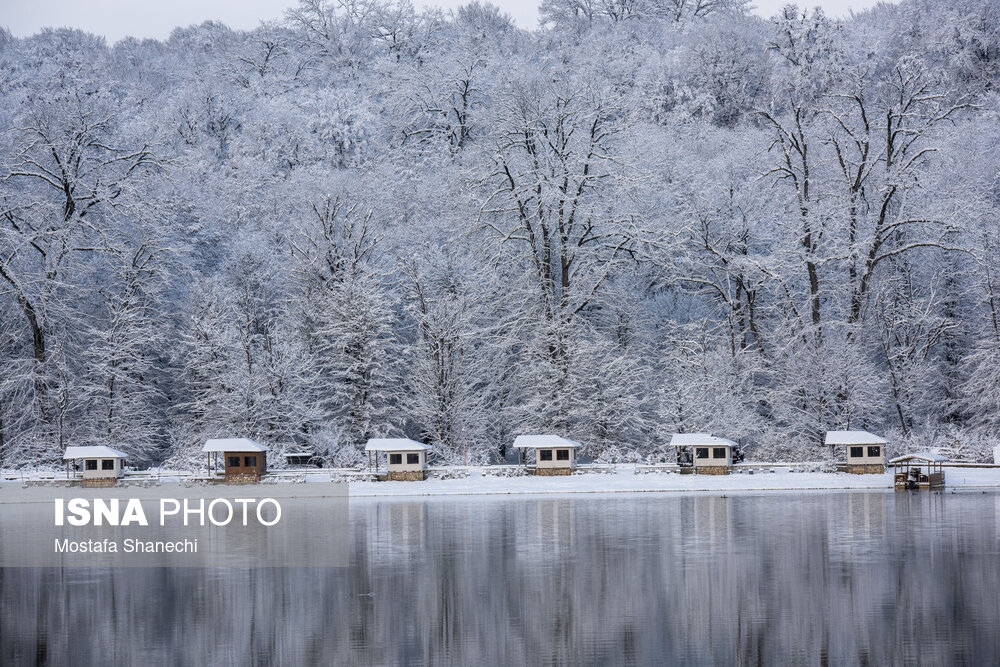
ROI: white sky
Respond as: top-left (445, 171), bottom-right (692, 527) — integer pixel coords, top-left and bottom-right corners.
top-left (3, 0), bottom-right (894, 43)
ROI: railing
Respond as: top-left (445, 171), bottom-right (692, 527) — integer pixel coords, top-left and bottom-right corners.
top-left (263, 467), bottom-right (374, 481)
top-left (635, 464), bottom-right (682, 474)
top-left (481, 465), bottom-right (528, 478)
top-left (732, 462), bottom-right (831, 473)
top-left (574, 463), bottom-right (620, 474)
top-left (894, 471), bottom-right (946, 488)
top-left (937, 462), bottom-right (1000, 468)
top-left (427, 466), bottom-right (470, 480)
top-left (332, 470), bottom-right (378, 482)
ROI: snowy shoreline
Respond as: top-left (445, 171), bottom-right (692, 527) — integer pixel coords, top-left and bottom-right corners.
top-left (3, 467), bottom-right (1000, 502)
top-left (345, 468), bottom-right (1000, 499)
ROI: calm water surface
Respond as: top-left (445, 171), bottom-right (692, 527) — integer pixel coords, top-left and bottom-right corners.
top-left (2, 491), bottom-right (999, 665)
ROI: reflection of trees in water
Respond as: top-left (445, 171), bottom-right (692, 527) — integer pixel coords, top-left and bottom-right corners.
top-left (2, 493), bottom-right (999, 665)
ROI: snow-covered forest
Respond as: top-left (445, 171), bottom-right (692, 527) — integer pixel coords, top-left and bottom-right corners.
top-left (1, 0), bottom-right (998, 467)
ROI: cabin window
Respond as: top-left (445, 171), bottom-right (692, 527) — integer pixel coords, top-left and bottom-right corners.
top-left (695, 448), bottom-right (709, 459)
top-left (244, 456), bottom-right (257, 467)
top-left (867, 446), bottom-right (881, 458)
top-left (85, 460), bottom-right (98, 470)
top-left (102, 459), bottom-right (115, 470)
top-left (227, 456), bottom-right (241, 468)
top-left (540, 449), bottom-right (553, 461)
top-left (556, 449), bottom-right (570, 461)
top-left (849, 446), bottom-right (864, 459)
top-left (389, 453), bottom-right (402, 465)
top-left (407, 453), bottom-right (420, 464)
top-left (713, 447), bottom-right (727, 459)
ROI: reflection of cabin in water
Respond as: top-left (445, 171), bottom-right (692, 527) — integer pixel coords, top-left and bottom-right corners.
top-left (535, 499), bottom-right (575, 553)
top-left (203, 438), bottom-right (268, 483)
top-left (63, 446), bottom-right (127, 487)
top-left (365, 438), bottom-right (431, 481)
top-left (890, 453), bottom-right (946, 490)
top-left (512, 499), bottom-right (576, 560)
top-left (512, 435), bottom-right (580, 475)
top-left (690, 495), bottom-right (733, 547)
top-left (825, 431), bottom-right (886, 473)
top-left (386, 503), bottom-right (427, 548)
top-left (842, 492), bottom-right (887, 543)
top-left (670, 433), bottom-right (735, 475)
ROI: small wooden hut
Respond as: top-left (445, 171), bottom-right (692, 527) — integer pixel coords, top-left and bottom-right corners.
top-left (365, 438), bottom-right (431, 481)
top-left (63, 446), bottom-right (127, 486)
top-left (670, 433), bottom-right (735, 475)
top-left (202, 438), bottom-right (268, 483)
top-left (825, 431), bottom-right (887, 473)
top-left (890, 453), bottom-right (946, 490)
top-left (512, 435), bottom-right (580, 475)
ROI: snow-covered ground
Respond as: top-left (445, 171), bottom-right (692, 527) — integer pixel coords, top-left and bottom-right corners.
top-left (3, 466), bottom-right (999, 500)
top-left (347, 467), bottom-right (1000, 498)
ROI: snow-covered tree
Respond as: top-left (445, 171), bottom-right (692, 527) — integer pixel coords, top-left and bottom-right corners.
top-left (1, 0), bottom-right (999, 467)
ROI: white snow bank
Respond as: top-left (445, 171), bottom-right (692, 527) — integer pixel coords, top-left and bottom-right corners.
top-left (346, 467), bottom-right (1000, 498)
top-left (3, 466), bottom-right (999, 499)
top-left (365, 438), bottom-right (431, 452)
top-left (202, 438), bottom-right (267, 452)
top-left (824, 431), bottom-right (887, 445)
top-left (512, 434), bottom-right (581, 449)
top-left (63, 446), bottom-right (128, 460)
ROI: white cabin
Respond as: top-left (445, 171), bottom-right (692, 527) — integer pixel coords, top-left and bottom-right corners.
top-left (670, 433), bottom-right (735, 474)
top-left (512, 435), bottom-right (580, 475)
top-left (63, 446), bottom-right (127, 480)
top-left (825, 431), bottom-right (886, 473)
top-left (365, 438), bottom-right (431, 480)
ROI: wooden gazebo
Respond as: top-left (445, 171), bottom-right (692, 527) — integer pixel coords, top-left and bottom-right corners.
top-left (890, 452), bottom-right (946, 490)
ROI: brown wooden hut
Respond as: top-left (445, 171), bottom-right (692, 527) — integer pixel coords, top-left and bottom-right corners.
top-left (203, 438), bottom-right (268, 483)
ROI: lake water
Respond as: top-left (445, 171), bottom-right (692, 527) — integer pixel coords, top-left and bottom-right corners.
top-left (2, 491), bottom-right (999, 665)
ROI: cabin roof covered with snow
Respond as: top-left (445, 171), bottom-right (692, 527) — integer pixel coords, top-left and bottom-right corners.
top-left (824, 431), bottom-right (887, 445)
top-left (202, 438), bottom-right (268, 453)
top-left (63, 446), bottom-right (128, 460)
top-left (365, 438), bottom-right (431, 452)
top-left (889, 452), bottom-right (948, 464)
top-left (669, 433), bottom-right (737, 448)
top-left (512, 434), bottom-right (581, 450)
